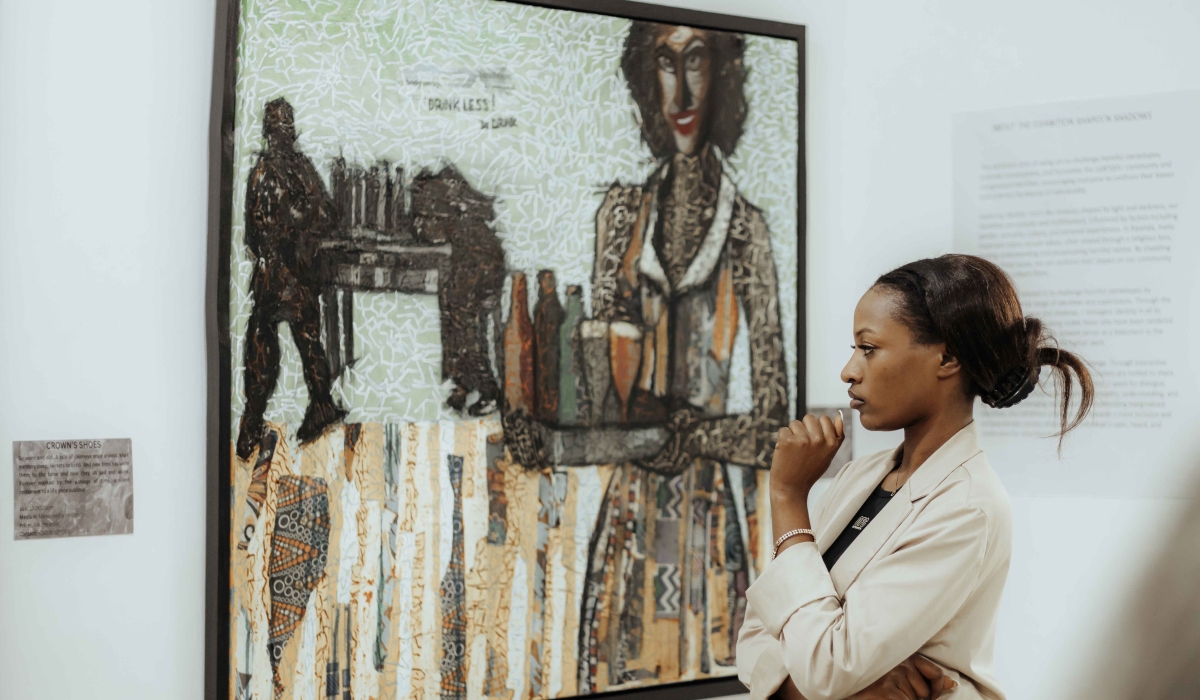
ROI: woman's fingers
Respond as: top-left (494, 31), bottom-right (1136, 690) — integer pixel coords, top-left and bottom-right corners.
top-left (801, 414), bottom-right (823, 441)
top-left (900, 661), bottom-right (930, 698)
top-left (910, 656), bottom-right (958, 700)
top-left (912, 656), bottom-right (943, 681)
top-left (796, 414), bottom-right (845, 449)
top-left (818, 415), bottom-right (838, 446)
top-left (929, 676), bottom-right (958, 699)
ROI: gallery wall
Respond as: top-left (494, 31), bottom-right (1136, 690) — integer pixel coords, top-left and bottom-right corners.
top-left (1, 1), bottom-right (1198, 699)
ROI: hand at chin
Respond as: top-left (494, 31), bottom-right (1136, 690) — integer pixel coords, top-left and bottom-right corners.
top-left (769, 414), bottom-right (845, 497)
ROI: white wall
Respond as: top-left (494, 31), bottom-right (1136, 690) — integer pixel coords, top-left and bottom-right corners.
top-left (2, 1), bottom-right (1198, 699)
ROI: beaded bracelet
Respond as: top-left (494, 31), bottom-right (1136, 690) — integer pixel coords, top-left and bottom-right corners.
top-left (772, 528), bottom-right (815, 559)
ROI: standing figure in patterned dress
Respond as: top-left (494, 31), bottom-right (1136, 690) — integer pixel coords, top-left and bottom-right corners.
top-left (575, 22), bottom-right (791, 691)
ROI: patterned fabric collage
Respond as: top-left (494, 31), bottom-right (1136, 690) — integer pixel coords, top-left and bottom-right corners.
top-left (230, 419), bottom-right (772, 699)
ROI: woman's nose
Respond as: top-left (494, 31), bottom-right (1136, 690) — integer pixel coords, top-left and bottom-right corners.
top-left (840, 356), bottom-right (860, 385)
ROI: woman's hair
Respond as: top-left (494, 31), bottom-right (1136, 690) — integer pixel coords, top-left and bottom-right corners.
top-left (621, 22), bottom-right (748, 158)
top-left (874, 254), bottom-right (1093, 441)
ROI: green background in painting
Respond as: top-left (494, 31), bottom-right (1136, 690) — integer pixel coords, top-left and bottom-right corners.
top-left (229, 0), bottom-right (800, 430)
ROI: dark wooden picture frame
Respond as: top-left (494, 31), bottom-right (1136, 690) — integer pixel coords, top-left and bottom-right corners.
top-left (205, 1), bottom-right (805, 699)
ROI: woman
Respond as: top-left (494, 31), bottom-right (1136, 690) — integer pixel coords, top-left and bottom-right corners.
top-left (737, 255), bottom-right (1094, 700)
top-left (574, 21), bottom-right (790, 692)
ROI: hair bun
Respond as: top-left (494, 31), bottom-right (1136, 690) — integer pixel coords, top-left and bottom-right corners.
top-left (983, 365), bottom-right (1039, 409)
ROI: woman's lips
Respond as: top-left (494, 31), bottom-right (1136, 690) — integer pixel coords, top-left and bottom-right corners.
top-left (848, 390), bottom-right (865, 409)
top-left (670, 109), bottom-right (698, 136)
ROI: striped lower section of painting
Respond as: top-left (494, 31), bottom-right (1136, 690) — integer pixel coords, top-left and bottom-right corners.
top-left (230, 417), bottom-right (771, 700)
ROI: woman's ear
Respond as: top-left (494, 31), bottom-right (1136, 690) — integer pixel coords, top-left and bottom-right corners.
top-left (936, 350), bottom-right (962, 378)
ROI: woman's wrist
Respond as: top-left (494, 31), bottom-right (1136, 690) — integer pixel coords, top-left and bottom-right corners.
top-left (772, 527), bottom-right (815, 559)
top-left (770, 485), bottom-right (810, 509)
top-left (770, 489), bottom-right (814, 558)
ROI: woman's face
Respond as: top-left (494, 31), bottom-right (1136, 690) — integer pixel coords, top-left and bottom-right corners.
top-left (654, 25), bottom-right (713, 156)
top-left (840, 287), bottom-right (958, 432)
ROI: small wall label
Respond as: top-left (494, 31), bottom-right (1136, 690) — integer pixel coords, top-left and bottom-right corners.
top-left (12, 439), bottom-right (133, 540)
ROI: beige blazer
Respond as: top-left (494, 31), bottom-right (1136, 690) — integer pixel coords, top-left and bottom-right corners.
top-left (736, 423), bottom-right (1012, 700)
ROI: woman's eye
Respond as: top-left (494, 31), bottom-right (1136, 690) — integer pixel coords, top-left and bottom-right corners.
top-left (657, 55), bottom-right (676, 73)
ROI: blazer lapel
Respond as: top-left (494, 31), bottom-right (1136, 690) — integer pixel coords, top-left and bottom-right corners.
top-left (905, 422), bottom-right (982, 502)
top-left (815, 448), bottom-right (898, 553)
top-left (826, 422), bottom-right (984, 596)
top-left (828, 485), bottom-right (914, 596)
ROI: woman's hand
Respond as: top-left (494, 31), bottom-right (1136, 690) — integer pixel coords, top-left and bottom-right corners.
top-left (846, 655), bottom-right (958, 699)
top-left (769, 414), bottom-right (845, 557)
top-left (770, 413), bottom-right (845, 498)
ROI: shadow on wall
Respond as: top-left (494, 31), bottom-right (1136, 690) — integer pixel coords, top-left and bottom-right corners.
top-left (1070, 451), bottom-right (1200, 699)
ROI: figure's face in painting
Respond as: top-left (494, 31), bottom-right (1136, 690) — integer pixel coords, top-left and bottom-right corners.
top-left (654, 25), bottom-right (713, 156)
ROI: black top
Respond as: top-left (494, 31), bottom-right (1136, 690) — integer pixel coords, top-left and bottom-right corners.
top-left (821, 482), bottom-right (896, 570)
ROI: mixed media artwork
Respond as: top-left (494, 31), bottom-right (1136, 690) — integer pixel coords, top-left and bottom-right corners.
top-left (213, 1), bottom-right (804, 699)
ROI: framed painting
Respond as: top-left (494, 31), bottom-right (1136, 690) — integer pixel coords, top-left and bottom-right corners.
top-left (204, 1), bottom-right (805, 699)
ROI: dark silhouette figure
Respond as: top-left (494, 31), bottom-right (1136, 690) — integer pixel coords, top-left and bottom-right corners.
top-left (409, 166), bottom-right (507, 416)
top-left (237, 98), bottom-right (345, 459)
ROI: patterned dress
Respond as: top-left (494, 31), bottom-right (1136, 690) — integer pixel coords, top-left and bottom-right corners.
top-left (576, 150), bottom-right (790, 691)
